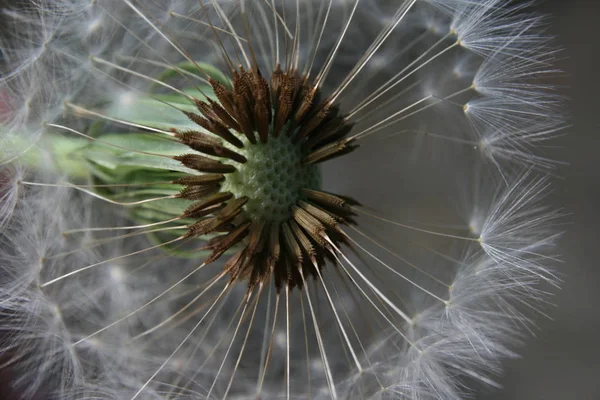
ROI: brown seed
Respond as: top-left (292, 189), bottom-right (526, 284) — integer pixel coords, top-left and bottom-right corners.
top-left (303, 138), bottom-right (358, 165)
top-left (205, 221), bottom-right (251, 264)
top-left (173, 174), bottom-right (225, 186)
top-left (182, 192), bottom-right (233, 217)
top-left (174, 154), bottom-right (236, 174)
top-left (176, 131), bottom-right (247, 163)
top-left (178, 184), bottom-right (221, 201)
top-left (183, 111), bottom-right (244, 148)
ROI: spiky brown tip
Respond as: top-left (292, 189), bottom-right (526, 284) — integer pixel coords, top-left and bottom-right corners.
top-left (173, 65), bottom-right (358, 292)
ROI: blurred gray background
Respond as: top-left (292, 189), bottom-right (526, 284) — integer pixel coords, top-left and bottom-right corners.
top-left (478, 0), bottom-right (600, 399)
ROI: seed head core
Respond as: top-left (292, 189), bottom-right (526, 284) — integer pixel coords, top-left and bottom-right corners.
top-left (171, 65), bottom-right (359, 291)
top-left (221, 131), bottom-right (321, 223)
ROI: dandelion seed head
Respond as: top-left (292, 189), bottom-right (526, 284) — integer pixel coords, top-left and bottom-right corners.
top-left (0, 0), bottom-right (567, 398)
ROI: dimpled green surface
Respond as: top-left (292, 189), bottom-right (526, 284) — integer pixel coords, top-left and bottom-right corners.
top-left (222, 127), bottom-right (321, 223)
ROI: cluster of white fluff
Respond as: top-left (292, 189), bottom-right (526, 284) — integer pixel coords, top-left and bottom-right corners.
top-left (0, 1), bottom-right (565, 399)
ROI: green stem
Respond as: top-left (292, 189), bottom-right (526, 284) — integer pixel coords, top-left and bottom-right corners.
top-left (19, 134), bottom-right (92, 180)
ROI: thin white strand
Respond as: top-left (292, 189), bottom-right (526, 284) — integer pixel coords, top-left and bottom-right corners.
top-left (123, 0), bottom-right (211, 81)
top-left (115, 55), bottom-right (209, 84)
top-left (65, 103), bottom-right (176, 137)
top-left (326, 237), bottom-right (412, 324)
top-left (223, 284), bottom-right (264, 398)
top-left (256, 290), bottom-right (279, 396)
top-left (349, 35), bottom-right (454, 117)
top-left (130, 282), bottom-right (231, 400)
top-left (131, 271), bottom-right (228, 340)
top-left (206, 290), bottom-right (254, 398)
top-left (45, 123), bottom-right (173, 159)
top-left (351, 80), bottom-right (421, 125)
top-left (166, 288), bottom-right (235, 397)
top-left (327, 243), bottom-right (418, 350)
top-left (354, 207), bottom-right (479, 242)
top-left (63, 217), bottom-right (181, 234)
top-left (325, 268), bottom-right (385, 390)
top-left (71, 261), bottom-right (210, 346)
top-left (292, 0), bottom-right (301, 70)
top-left (285, 284), bottom-right (291, 400)
top-left (98, 3), bottom-right (210, 89)
top-left (47, 225), bottom-right (187, 260)
top-left (350, 225), bottom-right (451, 287)
top-left (41, 236), bottom-right (185, 287)
top-left (169, 11), bottom-right (249, 42)
top-left (19, 180), bottom-right (178, 206)
top-left (61, 185), bottom-right (175, 206)
top-left (350, 95), bottom-right (433, 140)
top-left (256, 281), bottom-right (273, 388)
top-left (90, 56), bottom-right (196, 101)
top-left (314, 0), bottom-right (360, 89)
top-left (210, 0), bottom-right (251, 69)
top-left (298, 271), bottom-right (338, 399)
top-left (330, 0), bottom-right (418, 102)
top-left (314, 262), bottom-right (363, 371)
top-left (299, 293), bottom-right (312, 398)
top-left (346, 233), bottom-right (449, 304)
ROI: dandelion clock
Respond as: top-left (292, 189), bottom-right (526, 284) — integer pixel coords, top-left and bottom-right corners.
top-left (0, 1), bottom-right (566, 399)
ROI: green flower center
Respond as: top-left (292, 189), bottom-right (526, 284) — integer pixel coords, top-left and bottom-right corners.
top-left (221, 127), bottom-right (321, 223)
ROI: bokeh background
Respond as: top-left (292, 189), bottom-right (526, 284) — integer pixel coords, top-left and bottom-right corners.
top-left (477, 0), bottom-right (600, 399)
top-left (0, 0), bottom-right (597, 399)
